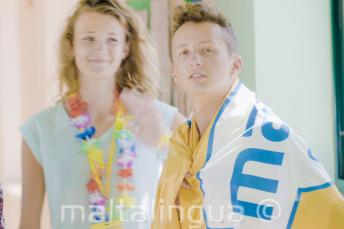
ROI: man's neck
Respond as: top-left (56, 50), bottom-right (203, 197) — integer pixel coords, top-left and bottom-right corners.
top-left (191, 77), bottom-right (238, 136)
top-left (192, 93), bottom-right (225, 137)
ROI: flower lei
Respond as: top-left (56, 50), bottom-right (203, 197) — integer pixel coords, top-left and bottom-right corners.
top-left (66, 93), bottom-right (136, 229)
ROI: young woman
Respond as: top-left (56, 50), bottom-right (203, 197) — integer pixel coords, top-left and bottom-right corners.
top-left (19, 0), bottom-right (184, 228)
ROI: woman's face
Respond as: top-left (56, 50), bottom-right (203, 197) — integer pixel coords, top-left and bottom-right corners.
top-left (73, 11), bottom-right (129, 81)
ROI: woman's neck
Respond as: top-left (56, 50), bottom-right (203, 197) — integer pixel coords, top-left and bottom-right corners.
top-left (79, 77), bottom-right (116, 121)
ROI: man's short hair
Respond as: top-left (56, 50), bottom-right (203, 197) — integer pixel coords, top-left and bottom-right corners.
top-left (172, 3), bottom-right (238, 55)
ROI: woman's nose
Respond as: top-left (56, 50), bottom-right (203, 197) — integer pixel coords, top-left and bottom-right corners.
top-left (94, 40), bottom-right (106, 51)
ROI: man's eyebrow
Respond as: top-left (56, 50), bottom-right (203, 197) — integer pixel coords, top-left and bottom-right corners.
top-left (176, 40), bottom-right (214, 47)
top-left (175, 43), bottom-right (189, 49)
top-left (199, 40), bottom-right (214, 44)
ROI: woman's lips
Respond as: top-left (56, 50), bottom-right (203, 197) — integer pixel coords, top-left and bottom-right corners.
top-left (88, 58), bottom-right (110, 64)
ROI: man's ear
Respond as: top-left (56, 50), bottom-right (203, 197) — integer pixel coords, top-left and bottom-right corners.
top-left (170, 65), bottom-right (179, 84)
top-left (230, 55), bottom-right (243, 77)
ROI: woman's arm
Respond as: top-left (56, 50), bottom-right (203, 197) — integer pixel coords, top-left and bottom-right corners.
top-left (120, 89), bottom-right (186, 145)
top-left (170, 112), bottom-right (186, 132)
top-left (19, 140), bottom-right (45, 229)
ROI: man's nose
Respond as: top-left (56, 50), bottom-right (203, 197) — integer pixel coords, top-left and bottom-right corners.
top-left (190, 53), bottom-right (202, 67)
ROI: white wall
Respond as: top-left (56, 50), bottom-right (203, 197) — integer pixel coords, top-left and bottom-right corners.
top-left (44, 0), bottom-right (80, 103)
top-left (217, 0), bottom-right (342, 191)
top-left (0, 1), bottom-right (24, 228)
top-left (0, 0), bottom-right (22, 182)
top-left (0, 0), bottom-right (79, 228)
top-left (253, 0), bottom-right (337, 180)
top-left (215, 0), bottom-right (256, 90)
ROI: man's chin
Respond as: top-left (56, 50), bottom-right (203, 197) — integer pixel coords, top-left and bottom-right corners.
top-left (187, 88), bottom-right (210, 97)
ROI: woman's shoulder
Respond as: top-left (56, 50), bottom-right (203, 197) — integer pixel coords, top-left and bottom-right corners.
top-left (21, 102), bottom-right (66, 129)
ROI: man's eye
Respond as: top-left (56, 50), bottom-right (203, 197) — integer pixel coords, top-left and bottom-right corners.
top-left (83, 36), bottom-right (95, 42)
top-left (180, 50), bottom-right (190, 56)
top-left (203, 48), bottom-right (214, 54)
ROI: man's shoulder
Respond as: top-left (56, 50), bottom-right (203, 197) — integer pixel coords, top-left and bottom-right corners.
top-left (171, 120), bottom-right (191, 143)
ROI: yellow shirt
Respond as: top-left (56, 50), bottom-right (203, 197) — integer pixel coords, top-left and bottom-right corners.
top-left (152, 118), bottom-right (209, 229)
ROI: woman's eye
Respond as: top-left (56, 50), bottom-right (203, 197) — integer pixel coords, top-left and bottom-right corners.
top-left (107, 38), bottom-right (118, 44)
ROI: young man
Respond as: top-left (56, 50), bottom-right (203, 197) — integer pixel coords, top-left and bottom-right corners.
top-left (152, 3), bottom-right (344, 229)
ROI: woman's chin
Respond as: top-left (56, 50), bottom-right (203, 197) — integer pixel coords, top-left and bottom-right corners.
top-left (81, 69), bottom-right (117, 81)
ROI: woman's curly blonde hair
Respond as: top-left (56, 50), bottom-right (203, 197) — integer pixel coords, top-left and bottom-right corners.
top-left (58, 0), bottom-right (159, 99)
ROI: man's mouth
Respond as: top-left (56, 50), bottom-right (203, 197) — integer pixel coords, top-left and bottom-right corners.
top-left (189, 73), bottom-right (207, 80)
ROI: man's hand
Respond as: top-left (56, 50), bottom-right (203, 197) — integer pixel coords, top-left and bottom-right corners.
top-left (181, 172), bottom-right (192, 189)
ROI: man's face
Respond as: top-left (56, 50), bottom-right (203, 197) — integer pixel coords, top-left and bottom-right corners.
top-left (172, 22), bottom-right (240, 97)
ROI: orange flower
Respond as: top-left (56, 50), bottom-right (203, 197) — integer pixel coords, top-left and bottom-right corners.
top-left (117, 168), bottom-right (133, 178)
top-left (87, 179), bottom-right (99, 192)
top-left (116, 183), bottom-right (135, 192)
